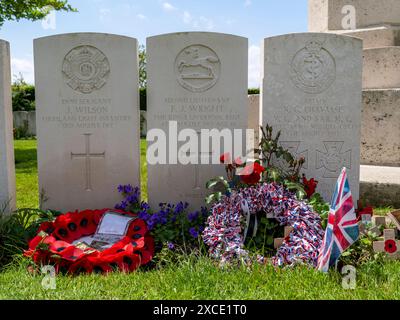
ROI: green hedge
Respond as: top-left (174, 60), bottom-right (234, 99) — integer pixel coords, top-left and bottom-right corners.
top-left (12, 84), bottom-right (35, 112)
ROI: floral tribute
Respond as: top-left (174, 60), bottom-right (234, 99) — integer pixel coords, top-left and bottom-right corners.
top-left (115, 185), bottom-right (209, 252)
top-left (25, 209), bottom-right (154, 274)
top-left (203, 125), bottom-right (328, 267)
top-left (202, 183), bottom-right (325, 267)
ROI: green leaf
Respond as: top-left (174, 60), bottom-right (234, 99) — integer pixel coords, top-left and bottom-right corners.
top-left (206, 179), bottom-right (219, 190)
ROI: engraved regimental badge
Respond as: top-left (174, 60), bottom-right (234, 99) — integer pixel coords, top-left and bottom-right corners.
top-left (290, 40), bottom-right (336, 94)
top-left (175, 45), bottom-right (221, 93)
top-left (62, 45), bottom-right (110, 94)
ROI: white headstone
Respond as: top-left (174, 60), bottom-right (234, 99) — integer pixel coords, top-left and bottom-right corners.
top-left (0, 40), bottom-right (16, 212)
top-left (248, 94), bottom-right (261, 151)
top-left (34, 33), bottom-right (140, 212)
top-left (262, 33), bottom-right (363, 203)
top-left (147, 32), bottom-right (248, 210)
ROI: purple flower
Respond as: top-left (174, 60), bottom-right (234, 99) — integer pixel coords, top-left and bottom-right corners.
top-left (167, 242), bottom-right (175, 250)
top-left (189, 227), bottom-right (199, 239)
top-left (138, 211), bottom-right (150, 221)
top-left (201, 207), bottom-right (209, 218)
top-left (127, 194), bottom-right (139, 204)
top-left (124, 184), bottom-right (134, 194)
top-left (116, 200), bottom-right (128, 210)
top-left (188, 211), bottom-right (199, 222)
top-left (117, 185), bottom-right (125, 193)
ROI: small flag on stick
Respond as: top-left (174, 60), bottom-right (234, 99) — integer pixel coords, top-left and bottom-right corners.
top-left (317, 167), bottom-right (359, 272)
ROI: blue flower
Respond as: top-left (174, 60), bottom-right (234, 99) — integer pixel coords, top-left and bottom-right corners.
top-left (188, 211), bottom-right (199, 222)
top-left (167, 242), bottom-right (175, 250)
top-left (189, 227), bottom-right (199, 238)
top-left (127, 194), bottom-right (139, 204)
top-left (201, 207), bottom-right (209, 218)
top-left (116, 200), bottom-right (128, 210)
top-left (124, 184), bottom-right (134, 194)
top-left (117, 185), bottom-right (125, 193)
top-left (138, 211), bottom-right (150, 221)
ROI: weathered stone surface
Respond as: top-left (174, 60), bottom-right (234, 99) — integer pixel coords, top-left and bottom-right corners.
top-left (333, 25), bottom-right (400, 48)
top-left (363, 47), bottom-right (400, 89)
top-left (248, 94), bottom-right (260, 151)
top-left (361, 89), bottom-right (400, 166)
top-left (34, 33), bottom-right (140, 212)
top-left (13, 111), bottom-right (36, 136)
top-left (360, 165), bottom-right (400, 208)
top-left (309, 0), bottom-right (400, 32)
top-left (0, 40), bottom-right (16, 212)
top-left (147, 32), bottom-right (248, 211)
top-left (262, 33), bottom-right (363, 203)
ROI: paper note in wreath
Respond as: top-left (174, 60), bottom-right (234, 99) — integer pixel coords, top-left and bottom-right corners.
top-left (72, 212), bottom-right (135, 250)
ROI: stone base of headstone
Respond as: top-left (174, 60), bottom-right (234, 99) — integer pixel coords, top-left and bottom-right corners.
top-left (360, 165), bottom-right (400, 208)
top-left (361, 89), bottom-right (400, 167)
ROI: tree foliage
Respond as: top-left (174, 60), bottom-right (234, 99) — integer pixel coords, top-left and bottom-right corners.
top-left (139, 45), bottom-right (147, 89)
top-left (12, 74), bottom-right (35, 112)
top-left (0, 0), bottom-right (76, 27)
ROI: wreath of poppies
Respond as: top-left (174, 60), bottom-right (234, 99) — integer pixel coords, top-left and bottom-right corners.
top-left (202, 182), bottom-right (325, 267)
top-left (24, 209), bottom-right (154, 274)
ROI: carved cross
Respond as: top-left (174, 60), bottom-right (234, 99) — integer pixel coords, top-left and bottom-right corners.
top-left (316, 141), bottom-right (351, 178)
top-left (71, 133), bottom-right (105, 191)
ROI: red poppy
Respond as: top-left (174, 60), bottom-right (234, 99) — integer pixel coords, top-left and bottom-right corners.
top-left (385, 240), bottom-right (397, 254)
top-left (239, 162), bottom-right (265, 185)
top-left (302, 176), bottom-right (318, 198)
top-left (234, 157), bottom-right (243, 166)
top-left (220, 153), bottom-right (231, 164)
top-left (24, 209), bottom-right (154, 275)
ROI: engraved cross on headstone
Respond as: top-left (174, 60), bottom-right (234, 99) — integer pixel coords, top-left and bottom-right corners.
top-left (191, 150), bottom-right (213, 190)
top-left (180, 132), bottom-right (214, 190)
top-left (316, 141), bottom-right (351, 178)
top-left (71, 133), bottom-right (105, 191)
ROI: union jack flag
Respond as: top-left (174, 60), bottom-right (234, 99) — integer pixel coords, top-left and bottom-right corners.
top-left (317, 167), bottom-right (359, 272)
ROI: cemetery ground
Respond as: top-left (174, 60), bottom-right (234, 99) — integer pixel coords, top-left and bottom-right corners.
top-left (0, 139), bottom-right (398, 300)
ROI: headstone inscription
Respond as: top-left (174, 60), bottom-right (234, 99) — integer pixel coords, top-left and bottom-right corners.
top-left (34, 33), bottom-right (140, 212)
top-left (261, 33), bottom-right (363, 203)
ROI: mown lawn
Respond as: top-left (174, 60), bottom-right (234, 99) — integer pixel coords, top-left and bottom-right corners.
top-left (3, 139), bottom-right (399, 300)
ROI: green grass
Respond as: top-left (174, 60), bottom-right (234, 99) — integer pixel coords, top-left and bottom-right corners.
top-left (3, 139), bottom-right (399, 300)
top-left (1, 256), bottom-right (400, 300)
top-left (14, 140), bottom-right (39, 209)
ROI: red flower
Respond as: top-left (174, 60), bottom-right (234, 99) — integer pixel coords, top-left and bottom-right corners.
top-left (302, 176), bottom-right (318, 198)
top-left (234, 157), bottom-right (243, 166)
top-left (24, 208), bottom-right (154, 275)
top-left (239, 162), bottom-right (265, 185)
top-left (220, 153), bottom-right (231, 164)
top-left (385, 240), bottom-right (397, 254)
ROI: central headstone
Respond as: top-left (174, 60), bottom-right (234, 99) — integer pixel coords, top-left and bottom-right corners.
top-left (262, 33), bottom-right (363, 203)
top-left (147, 32), bottom-right (248, 210)
top-left (0, 40), bottom-right (16, 212)
top-left (35, 33), bottom-right (140, 212)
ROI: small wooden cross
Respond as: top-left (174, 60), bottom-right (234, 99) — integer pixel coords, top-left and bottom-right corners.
top-left (373, 229), bottom-right (400, 259)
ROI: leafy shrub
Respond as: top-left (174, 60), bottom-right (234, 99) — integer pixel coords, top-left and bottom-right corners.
top-left (12, 77), bottom-right (35, 112)
top-left (339, 224), bottom-right (386, 268)
top-left (248, 88), bottom-right (260, 95)
top-left (0, 208), bottom-right (61, 269)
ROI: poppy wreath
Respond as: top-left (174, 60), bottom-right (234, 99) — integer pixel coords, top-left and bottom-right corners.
top-left (24, 209), bottom-right (154, 274)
